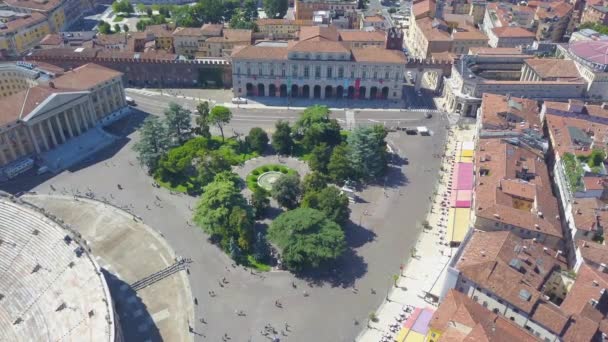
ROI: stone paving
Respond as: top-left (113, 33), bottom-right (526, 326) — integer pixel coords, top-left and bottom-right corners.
top-left (22, 194), bottom-right (195, 342)
top-left (357, 125), bottom-right (476, 342)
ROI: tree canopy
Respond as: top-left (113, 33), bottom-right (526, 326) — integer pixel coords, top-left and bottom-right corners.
top-left (328, 144), bottom-right (354, 184)
top-left (268, 208), bottom-right (346, 271)
top-left (193, 178), bottom-right (254, 253)
top-left (347, 125), bottom-right (388, 181)
top-left (164, 102), bottom-right (192, 145)
top-left (295, 105), bottom-right (342, 151)
top-left (209, 105), bottom-right (232, 141)
top-left (302, 186), bottom-right (350, 225)
top-left (308, 143), bottom-right (332, 173)
top-left (263, 0), bottom-right (288, 19)
top-left (112, 0), bottom-right (133, 14)
top-left (272, 120), bottom-right (293, 155)
top-left (271, 173), bottom-right (301, 209)
top-left (195, 101), bottom-right (211, 138)
top-left (133, 117), bottom-right (170, 173)
top-left (246, 127), bottom-right (269, 154)
top-left (302, 171), bottom-right (330, 194)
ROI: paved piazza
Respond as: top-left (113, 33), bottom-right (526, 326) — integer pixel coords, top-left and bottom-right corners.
top-left (1, 98), bottom-right (448, 341)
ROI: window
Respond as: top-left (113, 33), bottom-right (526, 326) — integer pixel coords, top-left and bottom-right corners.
top-left (338, 67), bottom-right (344, 78)
top-left (292, 65), bottom-right (298, 77)
top-left (282, 69), bottom-right (286, 77)
top-left (315, 66), bottom-right (321, 78)
top-left (373, 71), bottom-right (377, 79)
top-left (493, 308), bottom-right (499, 314)
top-left (362, 70), bottom-right (367, 79)
top-left (304, 66), bottom-right (309, 78)
top-left (482, 301), bottom-right (488, 307)
top-left (258, 67), bottom-right (263, 76)
top-left (247, 68), bottom-right (251, 76)
top-left (327, 67), bottom-right (332, 78)
top-left (270, 67), bottom-right (274, 76)
top-left (385, 71), bottom-right (389, 79)
top-left (350, 70), bottom-right (355, 78)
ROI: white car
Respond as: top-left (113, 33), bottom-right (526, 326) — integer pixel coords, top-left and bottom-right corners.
top-left (231, 97), bottom-right (247, 104)
top-left (416, 91), bottom-right (422, 96)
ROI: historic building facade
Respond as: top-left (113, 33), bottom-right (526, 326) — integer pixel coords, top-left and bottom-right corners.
top-left (0, 62), bottom-right (126, 168)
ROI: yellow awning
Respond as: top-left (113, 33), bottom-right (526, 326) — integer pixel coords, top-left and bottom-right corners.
top-left (447, 208), bottom-right (470, 243)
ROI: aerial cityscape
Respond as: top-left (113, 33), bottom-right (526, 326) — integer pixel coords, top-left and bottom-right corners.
top-left (0, 0), bottom-right (607, 340)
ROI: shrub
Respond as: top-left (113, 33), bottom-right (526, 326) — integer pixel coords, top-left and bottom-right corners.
top-left (252, 169), bottom-right (260, 176)
top-left (272, 165), bottom-right (281, 171)
top-left (280, 168), bottom-right (288, 174)
top-left (262, 166), bottom-right (270, 172)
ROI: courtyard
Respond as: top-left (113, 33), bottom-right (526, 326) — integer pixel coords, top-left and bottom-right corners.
top-left (1, 103), bottom-right (448, 341)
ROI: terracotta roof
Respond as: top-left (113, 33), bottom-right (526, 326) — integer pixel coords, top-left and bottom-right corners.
top-left (256, 19), bottom-right (313, 26)
top-left (0, 12), bottom-right (46, 33)
top-left (524, 59), bottom-right (581, 80)
top-left (51, 63), bottom-right (122, 90)
top-left (415, 17), bottom-right (451, 42)
top-left (491, 26), bottom-right (536, 38)
top-left (577, 240), bottom-right (608, 267)
top-left (475, 139), bottom-right (563, 239)
top-left (94, 33), bottom-right (129, 46)
top-left (430, 290), bottom-right (539, 341)
top-left (569, 40), bottom-right (608, 67)
top-left (200, 23), bottom-right (223, 36)
top-left (338, 30), bottom-right (385, 42)
top-left (468, 47), bottom-right (527, 56)
top-left (0, 86), bottom-right (67, 126)
top-left (451, 26), bottom-right (488, 41)
top-left (561, 263), bottom-right (608, 317)
top-left (572, 198), bottom-right (608, 232)
top-left (299, 25), bottom-right (339, 41)
top-left (562, 313), bottom-right (601, 342)
top-left (207, 29), bottom-right (252, 43)
top-left (3, 0), bottom-right (61, 11)
top-left (544, 101), bottom-right (608, 158)
top-left (413, 0), bottom-right (436, 18)
top-left (289, 40), bottom-right (349, 53)
top-left (456, 231), bottom-right (567, 313)
top-left (39, 33), bottom-right (63, 46)
top-left (145, 24), bottom-right (173, 38)
top-left (173, 27), bottom-right (202, 37)
top-left (480, 93), bottom-right (541, 134)
top-left (351, 47), bottom-right (406, 63)
top-left (535, 2), bottom-right (573, 19)
top-left (362, 15), bottom-right (385, 23)
top-left (231, 45), bottom-right (288, 60)
top-left (531, 302), bottom-right (569, 335)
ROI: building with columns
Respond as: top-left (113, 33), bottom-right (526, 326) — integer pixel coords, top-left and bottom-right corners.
top-left (0, 62), bottom-right (126, 169)
top-left (231, 26), bottom-right (407, 100)
top-left (443, 51), bottom-right (587, 116)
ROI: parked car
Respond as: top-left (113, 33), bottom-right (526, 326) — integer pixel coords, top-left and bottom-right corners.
top-left (232, 97), bottom-right (247, 104)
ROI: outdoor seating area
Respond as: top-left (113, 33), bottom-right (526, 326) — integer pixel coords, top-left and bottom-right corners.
top-left (443, 144), bottom-right (474, 247)
top-left (394, 307), bottom-right (435, 342)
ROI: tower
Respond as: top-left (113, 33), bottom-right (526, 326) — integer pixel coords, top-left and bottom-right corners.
top-left (385, 27), bottom-right (404, 50)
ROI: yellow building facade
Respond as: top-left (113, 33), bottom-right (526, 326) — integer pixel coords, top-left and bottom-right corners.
top-left (0, 12), bottom-right (50, 56)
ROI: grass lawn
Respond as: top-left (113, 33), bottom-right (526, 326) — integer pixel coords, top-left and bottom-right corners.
top-left (246, 255), bottom-right (271, 272)
top-left (246, 164), bottom-right (297, 190)
top-left (155, 176), bottom-right (193, 193)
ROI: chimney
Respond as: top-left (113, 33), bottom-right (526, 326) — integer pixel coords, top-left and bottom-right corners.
top-left (556, 250), bottom-right (562, 258)
top-left (600, 263), bottom-right (607, 273)
top-left (568, 99), bottom-right (584, 114)
top-left (543, 247), bottom-right (548, 254)
top-left (49, 81), bottom-right (55, 88)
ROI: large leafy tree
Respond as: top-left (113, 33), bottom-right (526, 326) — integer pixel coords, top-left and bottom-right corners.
top-left (272, 120), bottom-right (293, 155)
top-left (246, 127), bottom-right (269, 154)
top-left (155, 136), bottom-right (211, 181)
top-left (193, 179), bottom-right (254, 252)
top-left (302, 171), bottom-right (329, 194)
top-left (112, 0), bottom-right (133, 14)
top-left (263, 0), bottom-right (288, 19)
top-left (328, 144), bottom-right (354, 184)
top-left (301, 186), bottom-right (350, 226)
top-left (271, 173), bottom-right (301, 209)
top-left (251, 187), bottom-right (270, 219)
top-left (209, 105), bottom-right (232, 142)
top-left (229, 9), bottom-right (256, 30)
top-left (98, 21), bottom-right (112, 34)
top-left (268, 208), bottom-right (346, 272)
top-left (308, 143), bottom-right (332, 173)
top-left (348, 125), bottom-right (388, 181)
top-left (195, 149), bottom-right (231, 187)
top-left (195, 101), bottom-right (211, 138)
top-left (133, 117), bottom-right (170, 173)
top-left (253, 231), bottom-right (270, 262)
top-left (164, 102), bottom-right (192, 145)
top-left (244, 0), bottom-right (258, 20)
top-left (295, 105), bottom-right (342, 151)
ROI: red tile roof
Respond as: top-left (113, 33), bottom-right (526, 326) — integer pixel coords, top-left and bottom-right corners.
top-left (479, 93), bottom-right (541, 134)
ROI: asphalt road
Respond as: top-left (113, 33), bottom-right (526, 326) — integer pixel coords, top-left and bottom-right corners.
top-left (1, 96), bottom-right (448, 342)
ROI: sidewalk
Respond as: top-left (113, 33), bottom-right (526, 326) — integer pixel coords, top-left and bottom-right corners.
top-left (357, 125), bottom-right (475, 342)
top-left (125, 88), bottom-right (445, 113)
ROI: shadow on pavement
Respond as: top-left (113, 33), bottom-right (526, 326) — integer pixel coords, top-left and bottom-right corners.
top-left (102, 269), bottom-right (163, 342)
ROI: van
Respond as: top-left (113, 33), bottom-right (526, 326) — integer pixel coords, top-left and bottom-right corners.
top-left (36, 166), bottom-right (49, 175)
top-left (125, 96), bottom-right (136, 106)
